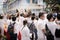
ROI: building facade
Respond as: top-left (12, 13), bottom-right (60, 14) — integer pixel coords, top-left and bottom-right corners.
top-left (3, 0), bottom-right (46, 14)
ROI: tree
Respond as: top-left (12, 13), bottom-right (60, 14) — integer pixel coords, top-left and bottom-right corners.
top-left (44, 0), bottom-right (60, 12)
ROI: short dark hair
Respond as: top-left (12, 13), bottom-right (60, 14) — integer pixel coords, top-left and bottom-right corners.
top-left (31, 16), bottom-right (35, 20)
top-left (23, 20), bottom-right (27, 25)
top-left (0, 15), bottom-right (3, 19)
top-left (16, 9), bottom-right (19, 13)
top-left (39, 12), bottom-right (44, 18)
top-left (32, 13), bottom-right (35, 17)
top-left (47, 14), bottom-right (53, 21)
top-left (57, 14), bottom-right (60, 20)
top-left (12, 16), bottom-right (16, 21)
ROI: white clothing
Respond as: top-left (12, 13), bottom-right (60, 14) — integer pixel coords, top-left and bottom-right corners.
top-left (0, 19), bottom-right (4, 40)
top-left (7, 19), bottom-right (12, 25)
top-left (16, 16), bottom-right (24, 30)
top-left (37, 19), bottom-right (46, 40)
top-left (46, 21), bottom-right (60, 40)
top-left (0, 19), bottom-right (4, 35)
top-left (47, 22), bottom-right (57, 36)
top-left (21, 25), bottom-right (30, 40)
top-left (34, 20), bottom-right (38, 30)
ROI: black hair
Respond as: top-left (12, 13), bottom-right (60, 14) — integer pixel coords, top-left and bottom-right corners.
top-left (31, 16), bottom-right (35, 20)
top-left (32, 13), bottom-right (35, 17)
top-left (0, 15), bottom-right (3, 19)
top-left (36, 17), bottom-right (38, 20)
top-left (57, 14), bottom-right (60, 20)
top-left (16, 9), bottom-right (19, 13)
top-left (12, 16), bottom-right (16, 21)
top-left (39, 12), bottom-right (44, 18)
top-left (47, 14), bottom-right (53, 21)
top-left (20, 13), bottom-right (24, 17)
top-left (23, 20), bottom-right (27, 26)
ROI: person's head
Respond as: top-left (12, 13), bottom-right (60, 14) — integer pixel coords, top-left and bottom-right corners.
top-left (0, 15), bottom-right (3, 19)
top-left (23, 20), bottom-right (27, 26)
top-left (8, 15), bottom-right (11, 20)
top-left (39, 12), bottom-right (45, 20)
top-left (47, 13), bottom-right (54, 22)
top-left (16, 9), bottom-right (19, 13)
top-left (32, 13), bottom-right (35, 17)
top-left (20, 13), bottom-right (24, 17)
top-left (12, 16), bottom-right (16, 21)
top-left (57, 14), bottom-right (60, 21)
top-left (36, 17), bottom-right (38, 20)
top-left (31, 16), bottom-right (35, 21)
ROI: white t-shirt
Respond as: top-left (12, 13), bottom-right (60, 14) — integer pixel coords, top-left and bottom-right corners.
top-left (37, 19), bottom-right (45, 30)
top-left (7, 19), bottom-right (12, 25)
top-left (0, 19), bottom-right (4, 36)
top-left (37, 19), bottom-right (46, 40)
top-left (47, 22), bottom-right (57, 36)
top-left (21, 25), bottom-right (30, 40)
top-left (34, 19), bottom-right (38, 30)
top-left (46, 21), bottom-right (60, 40)
top-left (16, 16), bottom-right (24, 27)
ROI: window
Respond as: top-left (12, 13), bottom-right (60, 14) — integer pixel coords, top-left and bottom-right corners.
top-left (27, 0), bottom-right (30, 3)
top-left (32, 0), bottom-right (38, 4)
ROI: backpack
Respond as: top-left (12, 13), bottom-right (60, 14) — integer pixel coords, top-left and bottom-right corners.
top-left (55, 29), bottom-right (60, 38)
top-left (8, 23), bottom-right (15, 34)
top-left (7, 22), bottom-right (17, 40)
top-left (28, 22), bottom-right (38, 40)
top-left (45, 24), bottom-right (54, 40)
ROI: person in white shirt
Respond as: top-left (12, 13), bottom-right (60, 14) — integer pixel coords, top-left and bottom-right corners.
top-left (46, 13), bottom-right (55, 40)
top-left (7, 15), bottom-right (12, 25)
top-left (0, 15), bottom-right (4, 40)
top-left (21, 20), bottom-right (30, 40)
top-left (37, 12), bottom-right (46, 40)
top-left (54, 13), bottom-right (60, 40)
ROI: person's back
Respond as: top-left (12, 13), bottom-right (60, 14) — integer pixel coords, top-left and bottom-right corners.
top-left (21, 20), bottom-right (30, 40)
top-left (46, 13), bottom-right (58, 40)
top-left (0, 15), bottom-right (4, 40)
top-left (37, 12), bottom-right (46, 40)
top-left (54, 14), bottom-right (60, 40)
top-left (7, 16), bottom-right (17, 40)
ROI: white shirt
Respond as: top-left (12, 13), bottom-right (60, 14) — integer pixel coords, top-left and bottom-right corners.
top-left (46, 21), bottom-right (60, 40)
top-left (34, 19), bottom-right (38, 30)
top-left (7, 19), bottom-right (12, 25)
top-left (47, 21), bottom-right (57, 36)
top-left (0, 19), bottom-right (4, 39)
top-left (37, 19), bottom-right (45, 30)
top-left (37, 19), bottom-right (46, 40)
top-left (21, 25), bottom-right (30, 40)
top-left (16, 16), bottom-right (24, 30)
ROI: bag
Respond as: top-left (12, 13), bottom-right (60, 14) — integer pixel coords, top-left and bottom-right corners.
top-left (45, 24), bottom-right (52, 36)
top-left (28, 22), bottom-right (36, 33)
top-left (7, 22), bottom-right (17, 40)
top-left (8, 23), bottom-right (14, 34)
top-left (28, 22), bottom-right (38, 40)
top-left (45, 24), bottom-right (54, 40)
top-left (55, 29), bottom-right (60, 38)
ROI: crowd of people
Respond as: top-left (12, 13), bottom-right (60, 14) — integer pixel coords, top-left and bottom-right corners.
top-left (0, 9), bottom-right (60, 40)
